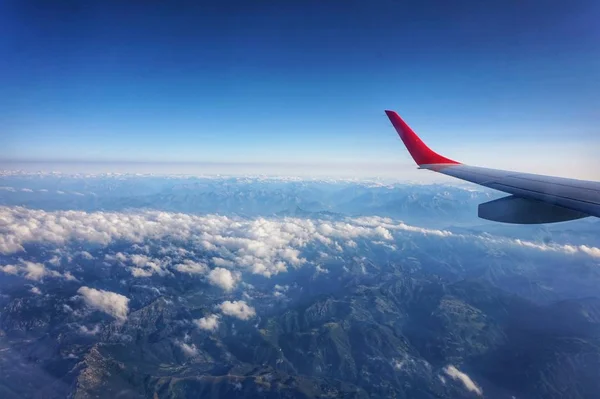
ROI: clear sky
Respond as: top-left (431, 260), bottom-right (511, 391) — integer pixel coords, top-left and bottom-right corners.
top-left (1, 0), bottom-right (599, 180)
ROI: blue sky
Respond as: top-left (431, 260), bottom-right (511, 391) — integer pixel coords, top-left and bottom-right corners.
top-left (1, 1), bottom-right (599, 179)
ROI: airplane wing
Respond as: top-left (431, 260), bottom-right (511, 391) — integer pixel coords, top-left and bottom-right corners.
top-left (385, 110), bottom-right (600, 224)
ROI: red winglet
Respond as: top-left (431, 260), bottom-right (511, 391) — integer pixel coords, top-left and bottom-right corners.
top-left (385, 110), bottom-right (459, 166)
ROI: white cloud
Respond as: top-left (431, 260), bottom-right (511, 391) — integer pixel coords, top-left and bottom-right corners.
top-left (0, 207), bottom-right (395, 277)
top-left (0, 260), bottom-right (71, 281)
top-left (175, 340), bottom-right (198, 357)
top-left (0, 206), bottom-right (598, 284)
top-left (219, 300), bottom-right (256, 320)
top-left (130, 267), bottom-right (153, 277)
top-left (274, 284), bottom-right (288, 292)
top-left (479, 237), bottom-right (600, 259)
top-left (24, 261), bottom-right (52, 280)
top-left (578, 245), bottom-right (600, 258)
top-left (315, 265), bottom-right (329, 274)
top-left (106, 252), bottom-right (168, 277)
top-left (106, 252), bottom-right (128, 263)
top-left (194, 314), bottom-right (220, 331)
top-left (79, 324), bottom-right (101, 335)
top-left (48, 255), bottom-right (61, 266)
top-left (444, 365), bottom-right (482, 396)
top-left (30, 286), bottom-right (42, 295)
top-left (0, 264), bottom-right (19, 275)
top-left (63, 271), bottom-right (77, 281)
top-left (78, 251), bottom-right (94, 260)
top-left (174, 259), bottom-right (208, 275)
top-left (130, 254), bottom-right (150, 267)
top-left (207, 267), bottom-right (240, 291)
top-left (212, 257), bottom-right (235, 268)
top-left (77, 286), bottom-right (130, 321)
top-left (352, 216), bottom-right (453, 237)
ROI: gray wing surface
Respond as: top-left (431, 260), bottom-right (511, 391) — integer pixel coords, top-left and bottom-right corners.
top-left (385, 110), bottom-right (600, 224)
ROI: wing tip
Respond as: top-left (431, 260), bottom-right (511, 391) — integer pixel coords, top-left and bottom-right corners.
top-left (385, 109), bottom-right (459, 166)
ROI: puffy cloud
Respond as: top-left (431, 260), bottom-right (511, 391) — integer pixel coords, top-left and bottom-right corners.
top-left (273, 284), bottom-right (289, 298)
top-left (212, 257), bottom-right (235, 268)
top-left (577, 245), bottom-right (600, 258)
top-left (0, 236), bottom-right (25, 254)
top-left (207, 267), bottom-right (240, 291)
top-left (174, 260), bottom-right (209, 275)
top-left (0, 264), bottom-right (19, 275)
top-left (130, 254), bottom-right (151, 267)
top-left (176, 341), bottom-right (198, 357)
top-left (77, 286), bottom-right (130, 321)
top-left (219, 300), bottom-right (256, 320)
top-left (194, 314), bottom-right (220, 331)
top-left (444, 365), bottom-right (482, 396)
top-left (130, 268), bottom-right (153, 277)
top-left (158, 245), bottom-right (191, 257)
top-left (0, 260), bottom-right (73, 281)
top-left (79, 324), bottom-right (101, 335)
top-left (30, 286), bottom-right (42, 295)
top-left (315, 265), bottom-right (329, 274)
top-left (278, 248), bottom-right (304, 267)
top-left (78, 251), bottom-right (94, 260)
top-left (48, 255), bottom-right (61, 266)
top-left (63, 271), bottom-right (77, 281)
top-left (105, 252), bottom-right (168, 277)
top-left (24, 261), bottom-right (52, 280)
top-left (274, 284), bottom-right (288, 292)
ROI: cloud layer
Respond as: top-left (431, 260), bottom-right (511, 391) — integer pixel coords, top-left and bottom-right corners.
top-left (0, 206), bottom-right (598, 284)
top-left (0, 207), bottom-right (395, 277)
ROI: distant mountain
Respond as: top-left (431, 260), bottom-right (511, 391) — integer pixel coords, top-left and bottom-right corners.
top-left (1, 175), bottom-right (599, 398)
top-left (0, 176), bottom-right (496, 225)
top-left (1, 257), bottom-right (598, 398)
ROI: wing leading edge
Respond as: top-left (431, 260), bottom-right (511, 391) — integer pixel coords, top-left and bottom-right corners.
top-left (384, 110), bottom-right (600, 224)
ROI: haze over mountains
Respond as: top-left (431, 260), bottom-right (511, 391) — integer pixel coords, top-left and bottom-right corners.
top-left (0, 173), bottom-right (599, 398)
